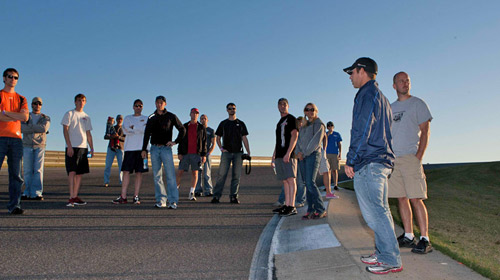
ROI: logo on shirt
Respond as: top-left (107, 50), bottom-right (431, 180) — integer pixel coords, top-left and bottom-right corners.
top-left (393, 112), bottom-right (404, 122)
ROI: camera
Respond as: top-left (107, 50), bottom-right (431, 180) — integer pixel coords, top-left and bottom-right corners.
top-left (241, 154), bottom-right (251, 161)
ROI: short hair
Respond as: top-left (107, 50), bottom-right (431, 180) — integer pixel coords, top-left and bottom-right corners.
top-left (393, 71), bottom-right (407, 84)
top-left (133, 99), bottom-right (143, 105)
top-left (327, 121), bottom-right (334, 127)
top-left (200, 114), bottom-right (208, 119)
top-left (355, 67), bottom-right (376, 80)
top-left (3, 68), bottom-right (19, 77)
top-left (74, 93), bottom-right (86, 102)
top-left (226, 102), bottom-right (236, 109)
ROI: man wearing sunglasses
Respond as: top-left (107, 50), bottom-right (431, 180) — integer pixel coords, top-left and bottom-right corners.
top-left (21, 97), bottom-right (51, 201)
top-left (211, 103), bottom-right (250, 204)
top-left (343, 58), bottom-right (402, 274)
top-left (0, 68), bottom-right (29, 214)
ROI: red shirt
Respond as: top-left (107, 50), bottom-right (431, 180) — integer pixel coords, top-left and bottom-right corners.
top-left (187, 122), bottom-right (198, 154)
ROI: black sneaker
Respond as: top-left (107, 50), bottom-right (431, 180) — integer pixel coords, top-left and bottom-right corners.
top-left (112, 196), bottom-right (127, 204)
top-left (397, 233), bottom-right (417, 248)
top-left (230, 197), bottom-right (240, 204)
top-left (333, 185), bottom-right (339, 191)
top-left (9, 208), bottom-right (25, 215)
top-left (272, 205), bottom-right (286, 213)
top-left (133, 196), bottom-right (141, 205)
top-left (211, 197), bottom-right (220, 204)
top-left (412, 238), bottom-right (433, 254)
top-left (280, 206), bottom-right (297, 216)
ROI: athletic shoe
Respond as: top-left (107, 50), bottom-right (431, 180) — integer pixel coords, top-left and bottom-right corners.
top-left (103, 183), bottom-right (109, 187)
top-left (333, 185), bottom-right (339, 191)
top-left (112, 196), bottom-right (127, 204)
top-left (73, 197), bottom-right (87, 205)
top-left (272, 205), bottom-right (286, 213)
top-left (154, 202), bottom-right (166, 208)
top-left (66, 198), bottom-right (74, 207)
top-left (397, 233), bottom-right (417, 248)
top-left (211, 197), bottom-right (220, 204)
top-left (296, 202), bottom-right (305, 208)
top-left (33, 195), bottom-right (44, 201)
top-left (9, 207), bottom-right (25, 215)
top-left (188, 192), bottom-right (196, 201)
top-left (366, 263), bottom-right (403, 274)
top-left (412, 239), bottom-right (433, 254)
top-left (280, 206), bottom-right (297, 217)
top-left (301, 212), bottom-right (313, 220)
top-left (326, 192), bottom-right (339, 199)
top-left (312, 211), bottom-right (327, 219)
top-left (168, 202), bottom-right (178, 209)
top-left (230, 197), bottom-right (240, 204)
top-left (360, 253), bottom-right (378, 265)
top-left (133, 196), bottom-right (141, 205)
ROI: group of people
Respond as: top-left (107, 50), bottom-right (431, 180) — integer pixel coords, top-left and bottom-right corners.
top-left (1, 59), bottom-right (433, 275)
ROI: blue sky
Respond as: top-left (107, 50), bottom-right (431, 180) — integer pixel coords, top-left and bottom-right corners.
top-left (3, 0), bottom-right (499, 163)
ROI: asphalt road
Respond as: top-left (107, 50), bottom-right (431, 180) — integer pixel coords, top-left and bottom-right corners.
top-left (0, 166), bottom-right (283, 280)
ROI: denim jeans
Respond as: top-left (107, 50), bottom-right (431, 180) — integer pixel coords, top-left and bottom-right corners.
top-left (298, 151), bottom-right (325, 214)
top-left (22, 146), bottom-right (45, 197)
top-left (103, 146), bottom-right (124, 184)
top-left (150, 145), bottom-right (179, 204)
top-left (0, 137), bottom-right (24, 212)
top-left (213, 152), bottom-right (243, 199)
top-left (278, 166), bottom-right (306, 204)
top-left (195, 154), bottom-right (213, 195)
top-left (354, 162), bottom-right (402, 266)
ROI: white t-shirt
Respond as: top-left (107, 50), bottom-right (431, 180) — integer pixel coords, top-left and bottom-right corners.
top-left (391, 96), bottom-right (432, 157)
top-left (122, 114), bottom-right (148, 151)
top-left (61, 109), bottom-right (93, 148)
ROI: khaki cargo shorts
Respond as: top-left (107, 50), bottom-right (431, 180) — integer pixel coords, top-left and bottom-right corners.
top-left (388, 154), bottom-right (428, 199)
top-left (326, 153), bottom-right (340, 170)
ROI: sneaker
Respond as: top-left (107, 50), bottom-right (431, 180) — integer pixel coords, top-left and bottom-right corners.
top-left (211, 197), bottom-right (220, 204)
top-left (312, 211), bottom-right (327, 219)
top-left (296, 202), bottom-right (305, 208)
top-left (33, 195), bottom-right (44, 201)
top-left (326, 192), bottom-right (339, 199)
top-left (301, 212), bottom-right (313, 220)
top-left (360, 253), bottom-right (378, 265)
top-left (73, 197), bottom-right (87, 205)
top-left (230, 197), bottom-right (240, 204)
top-left (366, 262), bottom-right (403, 274)
top-left (412, 238), bottom-right (433, 254)
top-left (280, 206), bottom-right (297, 217)
top-left (168, 202), bottom-right (178, 209)
top-left (103, 183), bottom-right (109, 187)
top-left (333, 185), bottom-right (339, 191)
top-left (133, 196), bottom-right (141, 205)
top-left (112, 196), bottom-right (127, 204)
top-left (21, 195), bottom-right (30, 200)
top-left (397, 233), bottom-right (417, 248)
top-left (154, 202), bottom-right (166, 208)
top-left (272, 205), bottom-right (286, 213)
top-left (66, 198), bottom-right (75, 207)
top-left (188, 192), bottom-right (196, 201)
top-left (9, 207), bottom-right (25, 215)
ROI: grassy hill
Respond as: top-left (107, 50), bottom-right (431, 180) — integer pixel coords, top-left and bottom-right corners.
top-left (339, 162), bottom-right (500, 280)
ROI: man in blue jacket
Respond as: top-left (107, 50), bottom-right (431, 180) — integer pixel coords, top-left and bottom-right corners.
top-left (343, 57), bottom-right (402, 274)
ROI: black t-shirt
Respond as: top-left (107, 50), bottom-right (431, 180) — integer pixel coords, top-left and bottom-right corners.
top-left (215, 119), bottom-right (249, 153)
top-left (275, 114), bottom-right (298, 158)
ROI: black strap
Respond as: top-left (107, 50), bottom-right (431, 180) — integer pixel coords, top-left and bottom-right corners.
top-left (245, 159), bottom-right (251, 175)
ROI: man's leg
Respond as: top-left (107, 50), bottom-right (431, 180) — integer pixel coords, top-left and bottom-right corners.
top-left (150, 145), bottom-right (167, 205)
top-left (230, 152), bottom-right (243, 199)
top-left (74, 174), bottom-right (83, 198)
top-left (176, 169), bottom-right (185, 188)
top-left (190, 170), bottom-right (198, 192)
top-left (121, 171), bottom-right (130, 198)
top-left (285, 177), bottom-right (297, 207)
top-left (117, 149), bottom-right (124, 184)
top-left (213, 152), bottom-right (231, 199)
top-left (103, 147), bottom-right (115, 185)
top-left (68, 171), bottom-right (76, 198)
top-left (162, 147), bottom-right (179, 204)
top-left (134, 172), bottom-right (143, 197)
top-left (203, 156), bottom-right (213, 195)
top-left (7, 139), bottom-right (24, 212)
top-left (332, 169), bottom-right (338, 187)
top-left (397, 197), bottom-right (414, 234)
top-left (32, 147), bottom-right (45, 197)
top-left (22, 147), bottom-right (34, 197)
top-left (410, 198), bottom-right (429, 237)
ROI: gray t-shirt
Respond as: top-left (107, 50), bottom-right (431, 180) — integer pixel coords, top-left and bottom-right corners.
top-left (391, 96), bottom-right (432, 156)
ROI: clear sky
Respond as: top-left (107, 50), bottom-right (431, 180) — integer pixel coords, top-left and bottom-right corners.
top-left (3, 1), bottom-right (499, 164)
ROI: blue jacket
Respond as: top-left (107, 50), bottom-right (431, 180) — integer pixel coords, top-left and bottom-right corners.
top-left (346, 80), bottom-right (394, 172)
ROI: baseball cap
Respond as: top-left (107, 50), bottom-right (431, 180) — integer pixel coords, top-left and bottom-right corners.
top-left (343, 57), bottom-right (378, 75)
top-left (278, 97), bottom-right (288, 105)
top-left (191, 108), bottom-right (199, 114)
top-left (116, 114), bottom-right (123, 120)
top-left (32, 97), bottom-right (42, 104)
top-left (155, 95), bottom-right (166, 102)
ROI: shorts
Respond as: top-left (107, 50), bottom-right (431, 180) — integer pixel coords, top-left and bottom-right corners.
top-left (388, 154), bottom-right (428, 199)
top-left (179, 154), bottom-right (202, 171)
top-left (65, 147), bottom-right (90, 175)
top-left (121, 150), bottom-right (148, 174)
top-left (275, 158), bottom-right (297, 181)
top-left (326, 153), bottom-right (340, 170)
top-left (318, 151), bottom-right (330, 174)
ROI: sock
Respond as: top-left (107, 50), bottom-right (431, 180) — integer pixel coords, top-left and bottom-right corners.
top-left (405, 233), bottom-right (415, 240)
top-left (190, 187), bottom-right (195, 194)
top-left (420, 236), bottom-right (430, 242)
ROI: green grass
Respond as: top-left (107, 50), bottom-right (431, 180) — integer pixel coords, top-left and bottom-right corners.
top-left (339, 162), bottom-right (500, 280)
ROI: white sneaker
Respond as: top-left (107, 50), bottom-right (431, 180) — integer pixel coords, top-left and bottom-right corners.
top-left (168, 202), bottom-right (178, 209)
top-left (154, 202), bottom-right (166, 208)
top-left (189, 192), bottom-right (196, 201)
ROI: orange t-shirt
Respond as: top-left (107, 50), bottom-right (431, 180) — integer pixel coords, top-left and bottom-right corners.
top-left (0, 90), bottom-right (28, 138)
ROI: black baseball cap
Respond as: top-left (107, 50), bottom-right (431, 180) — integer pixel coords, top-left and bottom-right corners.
top-left (155, 95), bottom-right (166, 102)
top-left (343, 57), bottom-right (378, 75)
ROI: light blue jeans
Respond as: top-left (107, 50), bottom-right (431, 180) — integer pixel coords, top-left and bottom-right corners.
top-left (0, 137), bottom-right (24, 212)
top-left (278, 166), bottom-right (306, 205)
top-left (298, 151), bottom-right (325, 214)
top-left (195, 154), bottom-right (213, 195)
top-left (213, 152), bottom-right (243, 199)
top-left (103, 146), bottom-right (123, 184)
top-left (150, 145), bottom-right (179, 204)
top-left (22, 146), bottom-right (45, 197)
top-left (354, 162), bottom-right (401, 267)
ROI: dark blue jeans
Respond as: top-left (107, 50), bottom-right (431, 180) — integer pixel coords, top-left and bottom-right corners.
top-left (213, 152), bottom-right (243, 199)
top-left (298, 151), bottom-right (325, 214)
top-left (0, 137), bottom-right (24, 212)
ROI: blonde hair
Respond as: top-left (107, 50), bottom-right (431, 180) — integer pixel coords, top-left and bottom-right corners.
top-left (303, 102), bottom-right (318, 124)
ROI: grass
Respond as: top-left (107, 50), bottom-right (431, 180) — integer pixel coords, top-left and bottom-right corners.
top-left (339, 162), bottom-right (500, 280)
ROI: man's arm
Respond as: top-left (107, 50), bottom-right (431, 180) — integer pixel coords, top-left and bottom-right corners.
top-left (30, 115), bottom-right (51, 133)
top-left (415, 120), bottom-right (430, 160)
top-left (63, 125), bottom-right (74, 157)
top-left (2, 109), bottom-right (29, 122)
top-left (242, 135), bottom-right (250, 156)
top-left (207, 134), bottom-right (216, 155)
top-left (338, 141), bottom-right (342, 159)
top-left (216, 135), bottom-right (226, 152)
top-left (283, 129), bottom-right (298, 163)
top-left (86, 130), bottom-right (94, 157)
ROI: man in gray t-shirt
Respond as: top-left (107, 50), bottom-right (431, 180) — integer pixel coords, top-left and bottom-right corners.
top-left (389, 71), bottom-right (433, 254)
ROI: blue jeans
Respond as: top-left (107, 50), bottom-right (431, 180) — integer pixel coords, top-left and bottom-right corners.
top-left (103, 146), bottom-right (124, 184)
top-left (23, 146), bottom-right (45, 197)
top-left (213, 152), bottom-right (243, 199)
top-left (354, 163), bottom-right (401, 266)
top-left (298, 151), bottom-right (325, 214)
top-left (0, 137), bottom-right (24, 212)
top-left (278, 166), bottom-right (306, 204)
top-left (195, 154), bottom-right (213, 195)
top-left (150, 145), bottom-right (179, 204)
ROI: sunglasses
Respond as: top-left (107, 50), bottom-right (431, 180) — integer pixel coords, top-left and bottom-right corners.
top-left (227, 107), bottom-right (236, 111)
top-left (304, 108), bottom-right (315, 112)
top-left (6, 74), bottom-right (19, 80)
top-left (32, 102), bottom-right (42, 106)
top-left (134, 104), bottom-right (143, 108)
